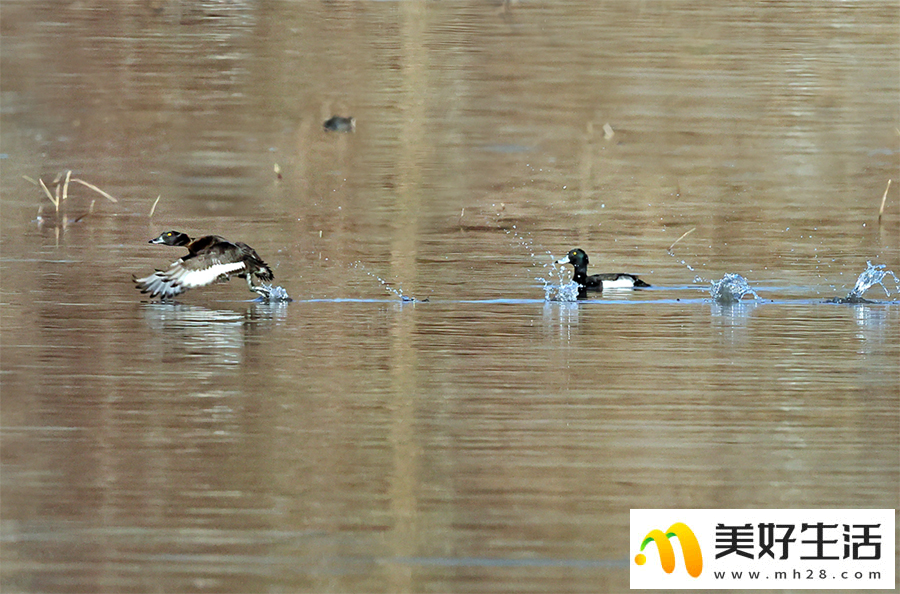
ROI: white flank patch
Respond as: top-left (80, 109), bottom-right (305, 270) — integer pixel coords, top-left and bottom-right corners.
top-left (602, 277), bottom-right (638, 289)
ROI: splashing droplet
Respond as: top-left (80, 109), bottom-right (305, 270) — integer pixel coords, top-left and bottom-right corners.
top-left (352, 262), bottom-right (408, 299)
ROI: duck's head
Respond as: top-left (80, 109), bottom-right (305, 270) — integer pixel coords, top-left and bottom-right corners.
top-left (150, 230), bottom-right (191, 246)
top-left (556, 248), bottom-right (589, 268)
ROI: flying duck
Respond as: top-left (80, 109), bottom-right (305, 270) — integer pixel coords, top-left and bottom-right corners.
top-left (134, 231), bottom-right (274, 300)
top-left (556, 248), bottom-right (650, 295)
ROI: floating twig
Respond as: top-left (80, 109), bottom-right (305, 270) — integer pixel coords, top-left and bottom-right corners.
top-left (22, 175), bottom-right (38, 186)
top-left (667, 227), bottom-right (696, 255)
top-left (602, 122), bottom-right (615, 140)
top-left (149, 194), bottom-right (161, 218)
top-left (70, 178), bottom-right (118, 203)
top-left (878, 179), bottom-right (891, 224)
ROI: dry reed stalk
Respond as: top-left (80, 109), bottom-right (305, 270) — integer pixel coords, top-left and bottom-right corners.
top-left (22, 175), bottom-right (38, 186)
top-left (878, 179), bottom-right (891, 224)
top-left (667, 227), bottom-right (696, 254)
top-left (70, 178), bottom-right (118, 203)
top-left (39, 178), bottom-right (59, 212)
top-left (149, 195), bottom-right (161, 218)
top-left (62, 170), bottom-right (72, 202)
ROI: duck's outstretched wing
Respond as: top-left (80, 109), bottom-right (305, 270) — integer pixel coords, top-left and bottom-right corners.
top-left (134, 258), bottom-right (247, 298)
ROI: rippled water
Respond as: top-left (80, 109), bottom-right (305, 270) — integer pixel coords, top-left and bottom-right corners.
top-left (1, 2), bottom-right (898, 593)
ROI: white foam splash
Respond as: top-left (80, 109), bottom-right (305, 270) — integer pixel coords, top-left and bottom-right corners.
top-left (538, 259), bottom-right (581, 302)
top-left (847, 261), bottom-right (899, 299)
top-left (255, 284), bottom-right (292, 303)
top-left (709, 273), bottom-right (760, 305)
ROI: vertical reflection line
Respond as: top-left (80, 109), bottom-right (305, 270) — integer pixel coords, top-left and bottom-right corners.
top-left (388, 302), bottom-right (419, 592)
top-left (388, 1), bottom-right (427, 591)
top-left (577, 120), bottom-right (594, 239)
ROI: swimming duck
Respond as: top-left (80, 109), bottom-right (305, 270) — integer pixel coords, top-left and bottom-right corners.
top-left (323, 116), bottom-right (356, 132)
top-left (556, 248), bottom-right (650, 294)
top-left (134, 231), bottom-right (274, 300)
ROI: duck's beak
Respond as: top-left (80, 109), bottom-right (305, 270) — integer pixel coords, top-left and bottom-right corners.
top-left (149, 235), bottom-right (165, 244)
top-left (555, 255), bottom-right (571, 265)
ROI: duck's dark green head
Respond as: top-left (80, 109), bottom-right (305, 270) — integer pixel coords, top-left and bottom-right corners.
top-left (150, 230), bottom-right (191, 246)
top-left (556, 248), bottom-right (589, 268)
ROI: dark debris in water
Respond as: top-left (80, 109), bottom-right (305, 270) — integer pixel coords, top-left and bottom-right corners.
top-left (323, 116), bottom-right (356, 132)
top-left (823, 296), bottom-right (878, 305)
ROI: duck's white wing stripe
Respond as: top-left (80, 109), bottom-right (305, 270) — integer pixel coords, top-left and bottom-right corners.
top-left (171, 261), bottom-right (247, 288)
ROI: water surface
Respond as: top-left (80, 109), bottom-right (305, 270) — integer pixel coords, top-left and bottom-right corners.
top-left (1, 2), bottom-right (898, 593)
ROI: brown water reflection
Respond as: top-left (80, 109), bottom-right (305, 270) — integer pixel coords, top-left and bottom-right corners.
top-left (2, 1), bottom-right (898, 593)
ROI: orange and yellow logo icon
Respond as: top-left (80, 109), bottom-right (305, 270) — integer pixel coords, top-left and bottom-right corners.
top-left (634, 522), bottom-right (703, 578)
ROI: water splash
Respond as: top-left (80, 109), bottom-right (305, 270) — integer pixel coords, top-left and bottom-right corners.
top-left (540, 278), bottom-right (581, 302)
top-left (351, 262), bottom-right (425, 301)
top-left (499, 218), bottom-right (555, 265)
top-left (708, 273), bottom-right (760, 305)
top-left (494, 217), bottom-right (579, 301)
top-left (848, 261), bottom-right (899, 299)
top-left (254, 284), bottom-right (292, 303)
top-left (828, 261), bottom-right (899, 303)
top-left (535, 257), bottom-right (581, 302)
